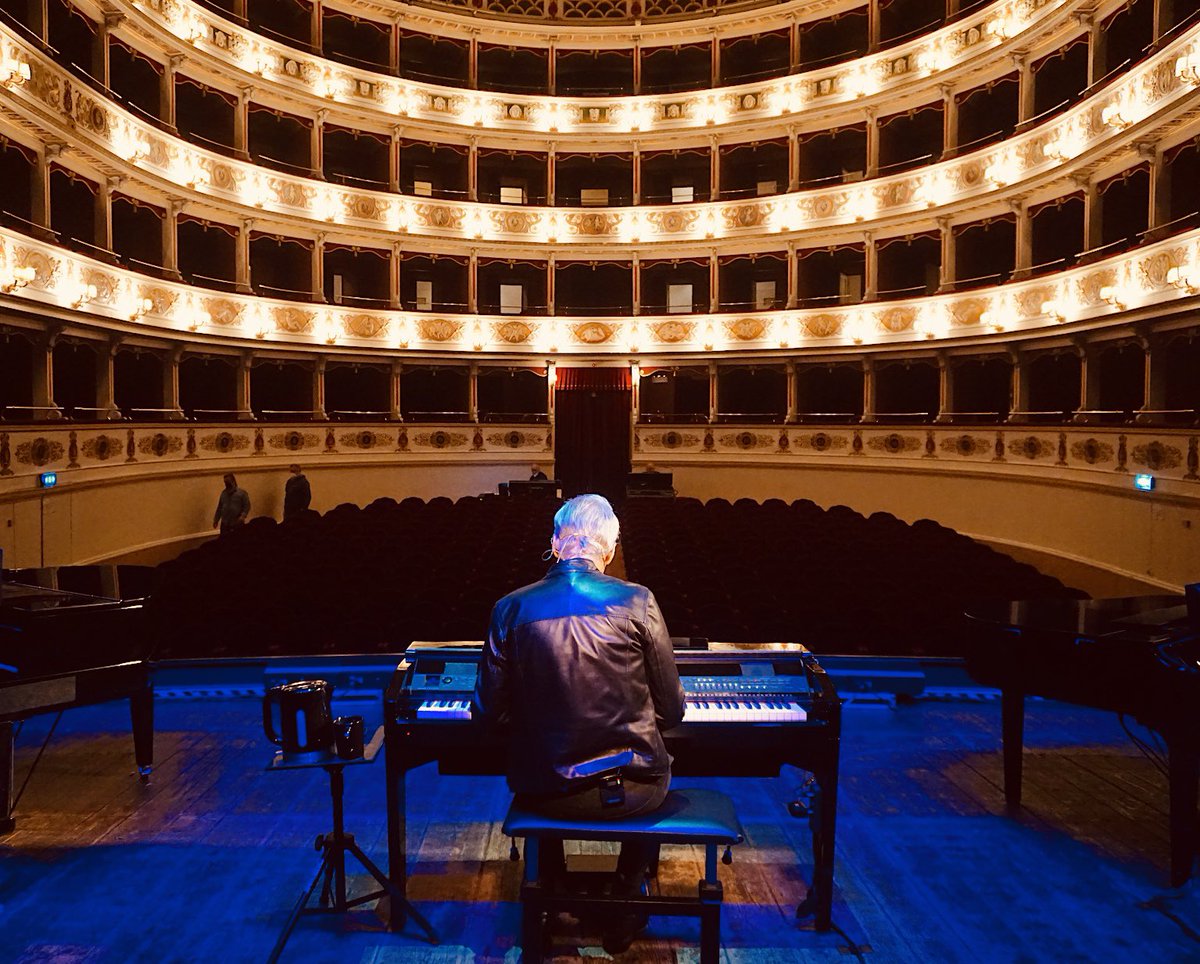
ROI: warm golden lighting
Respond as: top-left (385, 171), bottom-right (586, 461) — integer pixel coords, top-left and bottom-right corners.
top-left (0, 264), bottom-right (35, 292)
top-left (1101, 103), bottom-right (1129, 129)
top-left (1041, 299), bottom-right (1065, 322)
top-left (1, 56), bottom-right (30, 88)
top-left (1165, 265), bottom-right (1197, 293)
top-left (1175, 53), bottom-right (1200, 85)
top-left (71, 283), bottom-right (98, 309)
top-left (1098, 285), bottom-right (1126, 309)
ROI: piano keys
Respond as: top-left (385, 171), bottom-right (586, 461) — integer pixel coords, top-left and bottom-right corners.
top-left (383, 641), bottom-right (841, 930)
top-left (1, 566), bottom-right (156, 834)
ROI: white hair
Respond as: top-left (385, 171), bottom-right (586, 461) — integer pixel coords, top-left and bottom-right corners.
top-left (552, 494), bottom-right (620, 563)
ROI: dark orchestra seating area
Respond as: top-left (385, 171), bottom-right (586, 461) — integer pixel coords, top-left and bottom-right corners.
top-left (149, 494), bottom-right (1081, 659)
top-left (621, 497), bottom-right (1082, 654)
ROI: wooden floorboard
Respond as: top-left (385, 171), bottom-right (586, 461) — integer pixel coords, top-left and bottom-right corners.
top-left (2, 696), bottom-right (1199, 963)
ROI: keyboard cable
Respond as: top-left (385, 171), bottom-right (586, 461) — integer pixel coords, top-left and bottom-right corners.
top-left (10, 710), bottom-right (64, 812)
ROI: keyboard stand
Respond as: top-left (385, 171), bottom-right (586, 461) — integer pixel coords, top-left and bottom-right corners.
top-left (266, 729), bottom-right (437, 962)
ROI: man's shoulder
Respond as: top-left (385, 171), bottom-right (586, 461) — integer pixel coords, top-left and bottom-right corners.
top-left (496, 570), bottom-right (651, 625)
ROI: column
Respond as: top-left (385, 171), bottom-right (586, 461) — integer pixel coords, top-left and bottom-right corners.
top-left (788, 126), bottom-right (800, 191)
top-left (31, 143), bottom-right (59, 239)
top-left (468, 362), bottom-right (479, 422)
top-left (95, 178), bottom-right (115, 258)
top-left (390, 20), bottom-right (401, 75)
top-left (1006, 348), bottom-right (1029, 419)
top-left (865, 109), bottom-right (879, 179)
top-left (1012, 198), bottom-right (1032, 278)
top-left (941, 84), bottom-right (958, 157)
top-left (310, 0), bottom-right (323, 53)
top-left (389, 241), bottom-right (401, 308)
top-left (468, 36), bottom-right (479, 88)
top-left (1153, 0), bottom-right (1175, 40)
top-left (708, 360), bottom-right (718, 423)
top-left (632, 44), bottom-right (641, 95)
top-left (1073, 341), bottom-right (1101, 421)
top-left (935, 352), bottom-right (954, 422)
top-left (311, 110), bottom-right (325, 178)
top-left (547, 143), bottom-right (556, 205)
top-left (937, 217), bottom-right (955, 292)
top-left (710, 33), bottom-right (720, 86)
top-left (632, 252), bottom-right (641, 315)
top-left (312, 357), bottom-right (327, 420)
top-left (234, 86), bottom-right (253, 159)
top-left (389, 128), bottom-right (402, 193)
top-left (468, 250), bottom-right (478, 312)
top-left (162, 199), bottom-right (183, 280)
top-left (96, 338), bottom-right (122, 421)
top-left (786, 240), bottom-right (798, 308)
top-left (312, 233), bottom-right (326, 302)
top-left (1081, 178), bottom-right (1103, 251)
top-left (1014, 53), bottom-right (1034, 125)
top-left (786, 361), bottom-right (798, 423)
top-left (236, 352), bottom-right (253, 420)
top-left (159, 55), bottom-right (182, 129)
top-left (95, 13), bottom-right (121, 88)
top-left (1144, 144), bottom-right (1170, 232)
top-left (547, 254), bottom-right (556, 314)
top-left (235, 219), bottom-right (253, 293)
top-left (1086, 15), bottom-right (1107, 86)
top-left (389, 359), bottom-right (402, 420)
top-left (32, 330), bottom-right (62, 419)
top-left (860, 358), bottom-right (876, 422)
top-left (632, 143), bottom-right (641, 204)
top-left (468, 137), bottom-right (478, 201)
top-left (867, 0), bottom-right (881, 52)
top-left (28, 0), bottom-right (48, 42)
top-left (1136, 334), bottom-right (1167, 422)
top-left (548, 45), bottom-right (556, 94)
top-left (864, 232), bottom-right (878, 300)
top-left (630, 362), bottom-right (640, 423)
top-left (709, 250), bottom-right (719, 312)
top-left (789, 21), bottom-right (801, 73)
top-left (232, 0), bottom-right (247, 20)
top-left (546, 361), bottom-right (556, 428)
top-left (162, 345), bottom-right (185, 419)
top-left (709, 136), bottom-right (720, 201)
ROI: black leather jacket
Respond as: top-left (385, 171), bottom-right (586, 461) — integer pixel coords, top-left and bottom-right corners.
top-left (475, 558), bottom-right (686, 795)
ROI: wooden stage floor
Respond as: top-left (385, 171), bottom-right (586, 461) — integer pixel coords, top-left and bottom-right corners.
top-left (2, 693), bottom-right (1198, 963)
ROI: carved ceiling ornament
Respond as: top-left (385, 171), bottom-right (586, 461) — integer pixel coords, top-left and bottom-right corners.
top-left (418, 317), bottom-right (464, 342)
top-left (650, 319), bottom-right (695, 344)
top-left (344, 314), bottom-right (388, 339)
top-left (572, 321), bottom-right (615, 344)
top-left (273, 306), bottom-right (314, 334)
top-left (493, 320), bottom-right (534, 344)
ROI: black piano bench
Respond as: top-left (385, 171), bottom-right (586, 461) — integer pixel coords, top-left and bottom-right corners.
top-left (502, 788), bottom-right (744, 963)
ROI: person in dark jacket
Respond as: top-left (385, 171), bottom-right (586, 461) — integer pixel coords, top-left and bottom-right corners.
top-left (283, 464), bottom-right (311, 520)
top-left (212, 473), bottom-right (250, 535)
top-left (477, 493), bottom-right (685, 952)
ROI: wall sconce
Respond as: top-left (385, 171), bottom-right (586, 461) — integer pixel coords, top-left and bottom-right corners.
top-left (1, 57), bottom-right (31, 88)
top-left (71, 283), bottom-right (98, 308)
top-left (129, 297), bottom-right (153, 320)
top-left (1166, 265), bottom-right (1197, 294)
top-left (322, 319), bottom-right (339, 345)
top-left (1040, 299), bottom-right (1065, 322)
top-left (985, 153), bottom-right (1019, 187)
top-left (186, 310), bottom-right (209, 332)
top-left (1098, 285), bottom-right (1126, 309)
top-left (1101, 103), bottom-right (1129, 129)
top-left (1175, 54), bottom-right (1200, 85)
top-left (1, 265), bottom-right (35, 292)
top-left (255, 325), bottom-right (271, 340)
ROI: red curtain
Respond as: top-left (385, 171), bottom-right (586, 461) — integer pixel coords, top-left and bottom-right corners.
top-left (555, 368), bottom-right (631, 499)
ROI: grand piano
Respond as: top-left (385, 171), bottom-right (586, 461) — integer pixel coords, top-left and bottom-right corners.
top-left (0, 566), bottom-right (157, 833)
top-left (383, 641), bottom-right (841, 930)
top-left (965, 594), bottom-right (1199, 885)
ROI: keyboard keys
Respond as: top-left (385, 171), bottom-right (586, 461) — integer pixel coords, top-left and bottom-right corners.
top-left (683, 698), bottom-right (806, 723)
top-left (416, 699), bottom-right (473, 720)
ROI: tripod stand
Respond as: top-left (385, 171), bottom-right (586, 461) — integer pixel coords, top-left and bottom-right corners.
top-left (267, 733), bottom-right (437, 963)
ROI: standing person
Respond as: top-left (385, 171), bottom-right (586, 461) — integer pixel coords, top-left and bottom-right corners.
top-left (212, 473), bottom-right (250, 535)
top-left (283, 464), bottom-right (311, 520)
top-left (476, 494), bottom-right (685, 953)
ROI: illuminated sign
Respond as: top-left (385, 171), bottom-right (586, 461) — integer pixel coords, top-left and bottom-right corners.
top-left (1133, 474), bottom-right (1155, 492)
top-left (38, 471), bottom-right (57, 488)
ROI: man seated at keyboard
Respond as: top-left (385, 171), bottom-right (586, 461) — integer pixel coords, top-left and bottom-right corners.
top-left (476, 493), bottom-right (685, 953)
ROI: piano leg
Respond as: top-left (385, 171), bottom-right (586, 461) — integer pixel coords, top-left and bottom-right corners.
top-left (811, 757), bottom-right (838, 931)
top-left (1167, 738), bottom-right (1199, 888)
top-left (1001, 688), bottom-right (1024, 810)
top-left (1, 721), bottom-right (14, 835)
top-left (130, 679), bottom-right (154, 783)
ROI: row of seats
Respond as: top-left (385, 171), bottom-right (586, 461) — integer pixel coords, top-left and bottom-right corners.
top-left (150, 494), bottom-right (1083, 658)
top-left (620, 497), bottom-right (1084, 656)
